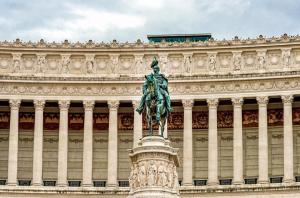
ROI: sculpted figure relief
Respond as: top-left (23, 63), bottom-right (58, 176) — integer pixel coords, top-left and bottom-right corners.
top-left (128, 159), bottom-right (178, 190)
top-left (208, 54), bottom-right (216, 72)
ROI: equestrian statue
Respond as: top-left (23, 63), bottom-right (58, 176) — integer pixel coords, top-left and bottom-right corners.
top-left (136, 57), bottom-right (172, 137)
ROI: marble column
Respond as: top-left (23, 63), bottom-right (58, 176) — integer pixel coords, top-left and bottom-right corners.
top-left (132, 100), bottom-right (143, 148)
top-left (106, 100), bottom-right (120, 188)
top-left (257, 96), bottom-right (269, 184)
top-left (82, 100), bottom-right (95, 187)
top-left (57, 100), bottom-right (70, 187)
top-left (232, 97), bottom-right (244, 185)
top-left (182, 99), bottom-right (194, 186)
top-left (7, 99), bottom-right (21, 186)
top-left (282, 95), bottom-right (295, 183)
top-left (32, 99), bottom-right (45, 186)
top-left (207, 98), bottom-right (219, 186)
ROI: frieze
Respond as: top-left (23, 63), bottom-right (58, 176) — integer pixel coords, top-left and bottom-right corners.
top-left (19, 137), bottom-right (33, 143)
top-left (94, 138), bottom-right (108, 143)
top-left (0, 137), bottom-right (8, 142)
top-left (1, 76), bottom-right (300, 98)
top-left (69, 138), bottom-right (83, 144)
top-left (44, 138), bottom-right (58, 143)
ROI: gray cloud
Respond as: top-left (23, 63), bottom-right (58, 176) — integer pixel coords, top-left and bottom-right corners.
top-left (0, 0), bottom-right (299, 42)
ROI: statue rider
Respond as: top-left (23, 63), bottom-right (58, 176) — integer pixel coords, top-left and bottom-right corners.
top-left (136, 57), bottom-right (172, 121)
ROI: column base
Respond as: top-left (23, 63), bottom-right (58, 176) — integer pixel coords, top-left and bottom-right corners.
top-left (82, 183), bottom-right (93, 187)
top-left (207, 181), bottom-right (219, 186)
top-left (31, 183), bottom-right (42, 187)
top-left (283, 178), bottom-right (295, 184)
top-left (6, 182), bottom-right (17, 186)
top-left (106, 184), bottom-right (118, 190)
top-left (258, 180), bottom-right (269, 185)
top-left (56, 183), bottom-right (68, 187)
top-left (232, 180), bottom-right (244, 185)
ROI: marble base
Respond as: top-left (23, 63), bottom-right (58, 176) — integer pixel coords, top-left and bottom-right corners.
top-left (128, 136), bottom-right (180, 198)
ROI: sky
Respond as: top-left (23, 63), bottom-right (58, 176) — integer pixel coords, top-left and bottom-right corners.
top-left (0, 0), bottom-right (299, 43)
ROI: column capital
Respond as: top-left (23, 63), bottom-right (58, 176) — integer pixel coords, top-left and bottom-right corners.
top-left (33, 100), bottom-right (45, 110)
top-left (132, 100), bottom-right (140, 109)
top-left (207, 98), bottom-right (218, 108)
top-left (9, 99), bottom-right (21, 109)
top-left (281, 95), bottom-right (293, 104)
top-left (232, 97), bottom-right (244, 106)
top-left (182, 99), bottom-right (194, 109)
top-left (58, 100), bottom-right (70, 110)
top-left (108, 100), bottom-right (120, 109)
top-left (256, 96), bottom-right (268, 105)
top-left (83, 100), bottom-right (95, 110)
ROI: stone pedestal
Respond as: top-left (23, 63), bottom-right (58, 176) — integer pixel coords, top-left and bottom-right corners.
top-left (128, 136), bottom-right (180, 198)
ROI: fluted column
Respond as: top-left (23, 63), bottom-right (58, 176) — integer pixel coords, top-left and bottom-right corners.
top-left (106, 100), bottom-right (120, 188)
top-left (182, 99), bottom-right (194, 186)
top-left (132, 100), bottom-right (143, 147)
top-left (257, 96), bottom-right (269, 184)
top-left (57, 100), bottom-right (70, 187)
top-left (207, 98), bottom-right (219, 186)
top-left (282, 95), bottom-right (295, 183)
top-left (7, 99), bottom-right (21, 186)
top-left (32, 99), bottom-right (45, 186)
top-left (232, 97), bottom-right (244, 185)
top-left (82, 100), bottom-right (95, 187)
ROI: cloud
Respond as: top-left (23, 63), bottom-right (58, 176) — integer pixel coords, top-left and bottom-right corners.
top-left (0, 0), bottom-right (298, 42)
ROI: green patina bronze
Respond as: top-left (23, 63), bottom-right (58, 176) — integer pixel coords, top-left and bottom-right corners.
top-left (136, 57), bottom-right (172, 137)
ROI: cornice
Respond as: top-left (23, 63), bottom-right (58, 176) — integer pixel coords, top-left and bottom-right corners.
top-left (0, 34), bottom-right (300, 50)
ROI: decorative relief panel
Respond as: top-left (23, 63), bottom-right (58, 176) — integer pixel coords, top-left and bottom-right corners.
top-left (119, 55), bottom-right (134, 74)
top-left (242, 110), bottom-right (258, 127)
top-left (0, 112), bottom-right (9, 129)
top-left (242, 51), bottom-right (257, 70)
top-left (168, 112), bottom-right (183, 130)
top-left (21, 55), bottom-right (36, 72)
top-left (267, 50), bottom-right (281, 69)
top-left (217, 111), bottom-right (233, 128)
top-left (217, 53), bottom-right (232, 72)
top-left (46, 55), bottom-right (60, 73)
top-left (192, 53), bottom-right (208, 73)
top-left (168, 54), bottom-right (183, 74)
top-left (192, 111), bottom-right (208, 129)
top-left (69, 56), bottom-right (85, 74)
top-left (44, 113), bottom-right (59, 130)
top-left (69, 113), bottom-right (84, 130)
top-left (94, 55), bottom-right (109, 74)
top-left (93, 113), bottom-right (109, 130)
top-left (0, 54), bottom-right (12, 71)
top-left (119, 113), bottom-right (134, 130)
top-left (19, 113), bottom-right (34, 130)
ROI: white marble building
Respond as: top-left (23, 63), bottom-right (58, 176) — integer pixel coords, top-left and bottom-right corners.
top-left (0, 35), bottom-right (300, 197)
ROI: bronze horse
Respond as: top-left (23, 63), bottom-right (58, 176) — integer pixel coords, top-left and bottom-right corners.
top-left (144, 74), bottom-right (168, 137)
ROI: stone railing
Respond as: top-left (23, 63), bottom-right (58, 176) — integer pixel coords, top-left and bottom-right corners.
top-left (0, 35), bottom-right (300, 79)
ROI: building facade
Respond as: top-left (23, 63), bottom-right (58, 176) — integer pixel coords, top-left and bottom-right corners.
top-left (0, 35), bottom-right (300, 197)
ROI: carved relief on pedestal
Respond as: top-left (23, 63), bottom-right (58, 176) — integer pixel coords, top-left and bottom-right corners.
top-left (128, 137), bottom-right (180, 197)
top-left (22, 55), bottom-right (36, 72)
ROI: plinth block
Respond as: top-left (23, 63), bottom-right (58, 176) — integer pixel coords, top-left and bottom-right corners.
top-left (128, 136), bottom-right (180, 198)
